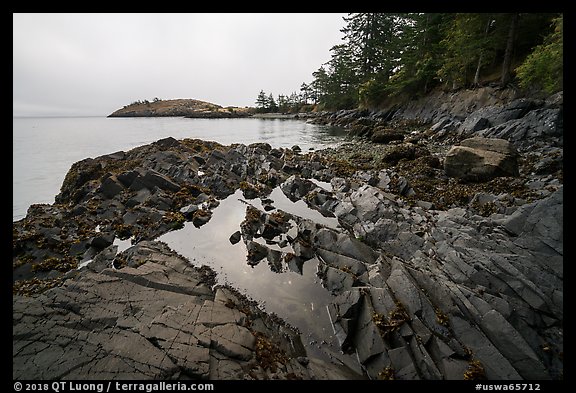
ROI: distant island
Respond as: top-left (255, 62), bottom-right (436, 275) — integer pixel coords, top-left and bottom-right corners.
top-left (107, 98), bottom-right (253, 118)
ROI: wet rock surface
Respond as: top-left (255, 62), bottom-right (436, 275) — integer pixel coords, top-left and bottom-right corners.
top-left (13, 89), bottom-right (563, 380)
top-left (14, 241), bottom-right (356, 380)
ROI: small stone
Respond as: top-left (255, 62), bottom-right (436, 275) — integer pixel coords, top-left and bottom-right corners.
top-left (229, 231), bottom-right (242, 245)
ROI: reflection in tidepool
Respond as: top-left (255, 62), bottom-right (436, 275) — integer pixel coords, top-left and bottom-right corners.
top-left (159, 186), bottom-right (360, 371)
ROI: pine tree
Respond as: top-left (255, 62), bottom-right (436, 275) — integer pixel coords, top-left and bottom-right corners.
top-left (267, 93), bottom-right (278, 112)
top-left (437, 13), bottom-right (497, 89)
top-left (341, 13), bottom-right (399, 81)
top-left (362, 13), bottom-right (449, 104)
top-left (255, 90), bottom-right (268, 113)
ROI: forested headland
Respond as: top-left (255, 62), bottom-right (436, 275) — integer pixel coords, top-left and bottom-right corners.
top-left (255, 13), bottom-right (563, 113)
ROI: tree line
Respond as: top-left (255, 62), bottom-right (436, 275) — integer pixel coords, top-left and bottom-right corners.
top-left (257, 13), bottom-right (563, 112)
top-left (123, 97), bottom-right (162, 108)
top-left (254, 84), bottom-right (317, 113)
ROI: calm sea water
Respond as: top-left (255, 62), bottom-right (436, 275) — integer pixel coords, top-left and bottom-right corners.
top-left (13, 116), bottom-right (347, 221)
top-left (13, 115), bottom-right (361, 370)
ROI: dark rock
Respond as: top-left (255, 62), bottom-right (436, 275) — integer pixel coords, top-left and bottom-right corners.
top-left (502, 186), bottom-right (563, 255)
top-left (125, 188), bottom-right (151, 208)
top-left (130, 169), bottom-right (181, 193)
top-left (353, 295), bottom-right (386, 365)
top-left (89, 233), bottom-right (114, 249)
top-left (460, 114), bottom-right (491, 134)
top-left (370, 127), bottom-right (405, 144)
top-left (328, 289), bottom-right (364, 349)
top-left (480, 310), bottom-right (549, 379)
top-left (459, 99), bottom-right (536, 136)
top-left (69, 239), bottom-right (89, 256)
top-left (430, 116), bottom-right (459, 133)
top-left (180, 204), bottom-right (199, 219)
top-left (144, 192), bottom-right (173, 211)
top-left (55, 157), bottom-right (103, 204)
top-left (314, 227), bottom-right (378, 265)
top-left (229, 231), bottom-right (242, 245)
top-left (193, 155), bottom-right (206, 165)
top-left (319, 265), bottom-right (355, 293)
top-left (99, 175), bottom-right (125, 199)
top-left (280, 175), bottom-right (317, 202)
top-left (117, 169), bottom-right (140, 187)
top-left (261, 198), bottom-right (275, 211)
top-left (192, 210), bottom-right (212, 228)
top-left (246, 240), bottom-right (268, 265)
top-left (154, 136), bottom-right (180, 149)
top-left (533, 153), bottom-right (563, 175)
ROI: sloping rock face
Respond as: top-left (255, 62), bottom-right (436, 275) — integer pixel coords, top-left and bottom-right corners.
top-left (444, 137), bottom-right (519, 181)
top-left (334, 185), bottom-right (562, 380)
top-left (274, 174), bottom-right (562, 380)
top-left (308, 88), bottom-right (563, 152)
top-left (13, 128), bottom-right (562, 379)
top-left (13, 241), bottom-right (356, 380)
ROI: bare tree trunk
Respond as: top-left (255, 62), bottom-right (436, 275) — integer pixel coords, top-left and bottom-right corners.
top-left (501, 13), bottom-right (519, 86)
top-left (474, 17), bottom-right (492, 86)
top-left (473, 53), bottom-right (484, 86)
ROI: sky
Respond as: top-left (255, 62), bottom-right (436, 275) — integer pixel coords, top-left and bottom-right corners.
top-left (13, 13), bottom-right (348, 117)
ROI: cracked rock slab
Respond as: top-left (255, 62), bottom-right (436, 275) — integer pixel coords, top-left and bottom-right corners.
top-left (13, 241), bottom-right (320, 380)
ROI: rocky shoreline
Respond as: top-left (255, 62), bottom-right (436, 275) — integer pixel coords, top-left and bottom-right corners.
top-left (13, 88), bottom-right (563, 380)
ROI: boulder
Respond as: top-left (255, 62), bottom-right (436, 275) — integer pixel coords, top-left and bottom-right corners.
top-left (370, 127), bottom-right (405, 144)
top-left (444, 137), bottom-right (519, 181)
top-left (99, 175), bottom-right (125, 199)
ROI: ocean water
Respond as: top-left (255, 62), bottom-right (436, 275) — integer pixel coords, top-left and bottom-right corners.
top-left (13, 116), bottom-right (347, 221)
top-left (13, 115), bottom-right (361, 370)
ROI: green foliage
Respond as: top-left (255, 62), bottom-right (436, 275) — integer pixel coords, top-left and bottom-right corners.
top-left (358, 74), bottom-right (389, 106)
top-left (515, 15), bottom-right (563, 94)
top-left (437, 13), bottom-right (500, 88)
top-left (255, 90), bottom-right (269, 113)
top-left (125, 98), bottom-right (160, 108)
top-left (258, 13), bottom-right (561, 112)
top-left (255, 89), bottom-right (311, 113)
top-left (386, 13), bottom-right (448, 96)
top-left (342, 13), bottom-right (400, 78)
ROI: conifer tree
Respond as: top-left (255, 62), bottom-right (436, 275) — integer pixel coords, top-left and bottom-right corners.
top-left (255, 90), bottom-right (268, 113)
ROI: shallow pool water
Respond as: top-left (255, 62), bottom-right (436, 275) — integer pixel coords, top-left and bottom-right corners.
top-left (159, 185), bottom-right (361, 371)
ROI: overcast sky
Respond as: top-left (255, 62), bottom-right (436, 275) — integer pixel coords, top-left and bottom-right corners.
top-left (13, 13), bottom-right (348, 117)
